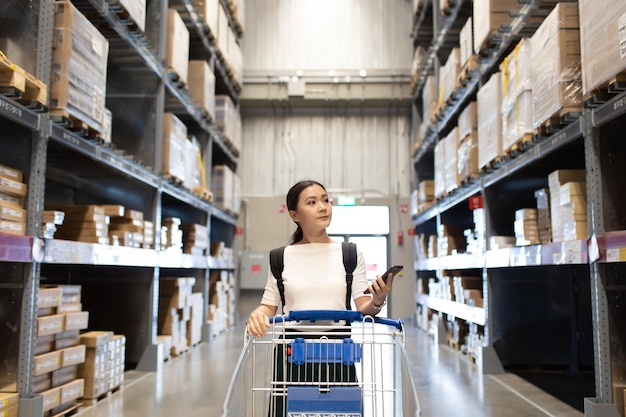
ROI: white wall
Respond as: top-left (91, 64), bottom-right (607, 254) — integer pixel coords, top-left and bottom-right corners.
top-left (239, 108), bottom-right (413, 198)
top-left (243, 0), bottom-right (412, 72)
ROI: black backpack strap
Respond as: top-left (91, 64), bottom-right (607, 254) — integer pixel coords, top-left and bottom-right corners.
top-left (269, 246), bottom-right (287, 307)
top-left (342, 242), bottom-right (358, 310)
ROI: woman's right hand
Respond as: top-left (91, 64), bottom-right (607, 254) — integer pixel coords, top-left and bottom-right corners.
top-left (246, 305), bottom-right (273, 337)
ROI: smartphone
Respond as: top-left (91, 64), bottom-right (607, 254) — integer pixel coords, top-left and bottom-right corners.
top-left (364, 265), bottom-right (403, 294)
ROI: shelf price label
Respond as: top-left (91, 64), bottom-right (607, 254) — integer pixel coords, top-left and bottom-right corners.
top-left (606, 248), bottom-right (626, 263)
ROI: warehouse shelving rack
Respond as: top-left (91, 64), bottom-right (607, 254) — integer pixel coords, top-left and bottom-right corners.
top-left (0, 1), bottom-right (242, 415)
top-left (411, 1), bottom-right (626, 415)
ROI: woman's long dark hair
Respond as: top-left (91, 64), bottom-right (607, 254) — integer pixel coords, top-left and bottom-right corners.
top-left (286, 180), bottom-right (327, 244)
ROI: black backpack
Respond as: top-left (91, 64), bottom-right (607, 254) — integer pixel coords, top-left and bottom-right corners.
top-left (269, 242), bottom-right (358, 310)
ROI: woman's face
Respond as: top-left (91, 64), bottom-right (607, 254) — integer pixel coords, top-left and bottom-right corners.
top-left (289, 184), bottom-right (332, 231)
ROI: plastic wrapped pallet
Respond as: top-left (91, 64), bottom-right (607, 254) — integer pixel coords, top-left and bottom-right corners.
top-left (444, 127), bottom-right (460, 194)
top-left (166, 9), bottom-right (190, 85)
top-left (187, 60), bottom-right (216, 120)
top-left (530, 3), bottom-right (581, 129)
top-left (477, 72), bottom-right (503, 170)
top-left (501, 38), bottom-right (534, 152)
top-left (434, 139), bottom-right (446, 199)
top-left (578, 0), bottom-right (626, 95)
top-left (458, 102), bottom-right (477, 140)
top-left (473, 0), bottom-right (520, 54)
top-left (162, 113), bottom-right (188, 183)
top-left (211, 165), bottom-right (235, 212)
top-left (457, 131), bottom-right (478, 183)
top-left (52, 1), bottom-right (109, 133)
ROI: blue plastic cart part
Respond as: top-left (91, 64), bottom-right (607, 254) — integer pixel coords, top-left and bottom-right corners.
top-left (286, 385), bottom-right (363, 416)
top-left (287, 337), bottom-right (362, 366)
top-left (270, 309), bottom-right (403, 331)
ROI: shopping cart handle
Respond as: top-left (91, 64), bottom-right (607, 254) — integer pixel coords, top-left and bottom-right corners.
top-left (270, 310), bottom-right (403, 330)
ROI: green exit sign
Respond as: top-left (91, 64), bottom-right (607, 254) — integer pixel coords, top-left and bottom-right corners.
top-left (336, 196), bottom-right (357, 206)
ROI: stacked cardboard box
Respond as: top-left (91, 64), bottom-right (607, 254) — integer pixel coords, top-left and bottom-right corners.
top-left (457, 103), bottom-right (479, 183)
top-left (438, 224), bottom-right (467, 256)
top-left (211, 165), bottom-right (238, 213)
top-left (477, 72), bottom-right (503, 170)
top-left (52, 205), bottom-right (110, 245)
top-left (437, 48), bottom-right (461, 113)
top-left (0, 164), bottom-right (27, 236)
top-left (166, 9), bottom-right (190, 85)
top-left (42, 210), bottom-right (65, 239)
top-left (0, 393), bottom-right (18, 417)
top-left (163, 113), bottom-right (188, 184)
top-left (578, 0), bottom-right (626, 96)
top-left (444, 127), bottom-right (460, 194)
top-left (215, 95), bottom-right (242, 153)
top-left (187, 293), bottom-right (204, 347)
top-left (514, 209), bottom-right (540, 246)
top-left (102, 205), bottom-right (144, 248)
top-left (473, 0), bottom-right (520, 55)
top-left (434, 140), bottom-right (446, 199)
top-left (414, 233), bottom-right (430, 261)
top-left (428, 235), bottom-right (438, 259)
top-left (51, 1), bottom-right (109, 133)
top-left (208, 270), bottom-right (235, 336)
top-left (501, 38), bottom-right (534, 152)
top-left (35, 285), bottom-right (88, 415)
top-left (78, 331), bottom-right (125, 400)
top-left (530, 3), bottom-right (581, 128)
top-left (416, 180), bottom-right (434, 213)
top-left (181, 223), bottom-right (209, 256)
top-left (548, 170), bottom-right (586, 242)
top-left (159, 278), bottom-right (199, 355)
top-left (459, 18), bottom-right (473, 69)
top-left (162, 217), bottom-right (183, 251)
top-left (187, 60), bottom-right (216, 120)
top-left (143, 220), bottom-right (155, 249)
top-left (534, 188), bottom-right (552, 243)
top-left (423, 75), bottom-right (437, 125)
top-left (453, 276), bottom-right (483, 307)
top-left (467, 205), bottom-right (486, 254)
top-left (560, 181), bottom-right (587, 241)
top-left (156, 335), bottom-right (173, 362)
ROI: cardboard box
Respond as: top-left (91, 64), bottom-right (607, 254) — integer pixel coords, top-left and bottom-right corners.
top-left (579, 0), bottom-right (626, 94)
top-left (563, 221), bottom-right (588, 241)
top-left (0, 177), bottom-right (27, 197)
top-left (0, 192), bottom-right (24, 208)
top-left (548, 170), bottom-right (586, 187)
top-left (166, 9), bottom-right (189, 85)
top-left (162, 113), bottom-right (188, 183)
top-left (41, 387), bottom-right (61, 412)
top-left (119, 0), bottom-right (146, 32)
top-left (0, 164), bottom-right (22, 183)
top-left (0, 393), bottom-right (18, 412)
top-left (531, 4), bottom-right (581, 127)
top-left (193, 0), bottom-right (219, 35)
top-left (473, 0), bottom-right (520, 54)
top-left (423, 75), bottom-right (437, 125)
top-left (35, 350), bottom-right (62, 376)
top-left (37, 314), bottom-right (65, 337)
top-left (60, 345), bottom-right (86, 367)
top-left (38, 287), bottom-right (63, 309)
top-left (515, 209), bottom-right (538, 221)
top-left (434, 139), bottom-right (446, 198)
top-left (64, 311), bottom-right (89, 331)
top-left (477, 72), bottom-right (503, 169)
top-left (459, 17), bottom-right (473, 68)
top-left (60, 379), bottom-right (84, 404)
top-left (457, 131), bottom-right (479, 182)
top-left (418, 180), bottom-right (434, 203)
top-left (458, 102), bottom-right (477, 140)
top-left (444, 127), bottom-right (460, 193)
top-left (187, 60), bottom-right (216, 120)
top-left (438, 48), bottom-right (461, 109)
top-left (51, 366), bottom-right (78, 387)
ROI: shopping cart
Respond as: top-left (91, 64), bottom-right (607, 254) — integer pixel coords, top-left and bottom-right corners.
top-left (221, 310), bottom-right (421, 417)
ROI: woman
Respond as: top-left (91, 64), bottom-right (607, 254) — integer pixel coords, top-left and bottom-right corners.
top-left (247, 179), bottom-right (394, 337)
top-left (246, 179), bottom-right (396, 416)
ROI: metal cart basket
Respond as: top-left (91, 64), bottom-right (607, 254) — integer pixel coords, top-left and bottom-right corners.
top-left (221, 310), bottom-right (421, 417)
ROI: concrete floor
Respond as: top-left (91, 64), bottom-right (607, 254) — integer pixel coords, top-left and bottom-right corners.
top-left (74, 323), bottom-right (583, 417)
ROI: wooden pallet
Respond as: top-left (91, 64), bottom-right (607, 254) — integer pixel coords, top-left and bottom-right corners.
top-left (0, 52), bottom-right (47, 110)
top-left (536, 107), bottom-right (582, 135)
top-left (48, 402), bottom-right (82, 417)
top-left (583, 70), bottom-right (626, 108)
top-left (192, 186), bottom-right (213, 202)
top-left (49, 109), bottom-right (103, 139)
top-left (108, 0), bottom-right (144, 33)
top-left (167, 69), bottom-right (187, 88)
top-left (446, 338), bottom-right (460, 351)
top-left (81, 385), bottom-right (123, 407)
top-left (457, 55), bottom-right (479, 87)
top-left (458, 172), bottom-right (480, 187)
top-left (504, 132), bottom-right (535, 157)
